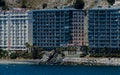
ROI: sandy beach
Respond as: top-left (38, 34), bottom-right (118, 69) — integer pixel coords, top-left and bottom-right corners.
top-left (0, 58), bottom-right (120, 66)
top-left (0, 59), bottom-right (41, 64)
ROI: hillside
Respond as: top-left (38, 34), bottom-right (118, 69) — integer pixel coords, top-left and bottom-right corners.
top-left (6, 0), bottom-right (74, 9)
top-left (4, 0), bottom-right (113, 10)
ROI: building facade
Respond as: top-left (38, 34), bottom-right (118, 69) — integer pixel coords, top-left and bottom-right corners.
top-left (0, 8), bottom-right (30, 50)
top-left (88, 6), bottom-right (120, 50)
top-left (72, 10), bottom-right (84, 46)
top-left (29, 8), bottom-right (85, 49)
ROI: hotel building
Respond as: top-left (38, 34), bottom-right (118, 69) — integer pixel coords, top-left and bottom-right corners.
top-left (29, 8), bottom-right (85, 49)
top-left (88, 6), bottom-right (120, 50)
top-left (0, 8), bottom-right (30, 50)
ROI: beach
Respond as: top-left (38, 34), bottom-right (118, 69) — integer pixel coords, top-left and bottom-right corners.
top-left (0, 59), bottom-right (41, 64)
top-left (0, 58), bottom-right (120, 66)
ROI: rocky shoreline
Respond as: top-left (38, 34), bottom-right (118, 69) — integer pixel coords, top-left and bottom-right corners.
top-left (0, 59), bottom-right (41, 64)
top-left (0, 58), bottom-right (120, 66)
top-left (62, 57), bottom-right (120, 66)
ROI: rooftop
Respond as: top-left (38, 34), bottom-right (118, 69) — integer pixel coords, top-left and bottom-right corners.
top-left (89, 6), bottom-right (120, 10)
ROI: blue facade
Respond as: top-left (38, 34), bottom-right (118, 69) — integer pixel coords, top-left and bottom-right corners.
top-left (30, 9), bottom-right (84, 48)
top-left (88, 7), bottom-right (120, 50)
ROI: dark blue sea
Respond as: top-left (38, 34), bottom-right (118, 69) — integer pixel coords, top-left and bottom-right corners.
top-left (0, 64), bottom-right (119, 75)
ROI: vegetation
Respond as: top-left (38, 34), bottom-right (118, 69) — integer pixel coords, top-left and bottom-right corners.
top-left (9, 48), bottom-right (44, 59)
top-left (32, 47), bottom-right (43, 59)
top-left (73, 0), bottom-right (85, 9)
top-left (10, 51), bottom-right (33, 59)
top-left (56, 47), bottom-right (64, 54)
top-left (2, 5), bottom-right (8, 10)
top-left (56, 47), bottom-right (65, 57)
top-left (79, 46), bottom-right (120, 57)
top-left (81, 46), bottom-right (90, 55)
top-left (84, 10), bottom-right (87, 16)
top-left (0, 0), bottom-right (8, 10)
top-left (42, 3), bottom-right (47, 9)
top-left (84, 47), bottom-right (120, 57)
top-left (21, 0), bottom-right (27, 8)
top-left (66, 46), bottom-right (77, 55)
top-left (10, 52), bottom-right (18, 59)
top-left (1, 45), bottom-right (120, 60)
top-left (107, 0), bottom-right (115, 5)
top-left (0, 0), bottom-right (5, 7)
top-left (0, 45), bottom-right (44, 59)
top-left (25, 42), bottom-right (31, 53)
top-left (0, 49), bottom-right (8, 58)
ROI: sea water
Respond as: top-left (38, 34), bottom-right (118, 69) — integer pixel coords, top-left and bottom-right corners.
top-left (0, 64), bottom-right (119, 75)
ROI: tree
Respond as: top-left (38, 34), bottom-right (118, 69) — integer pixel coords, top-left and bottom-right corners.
top-left (21, 0), bottom-right (27, 8)
top-left (0, 0), bottom-right (5, 7)
top-left (32, 46), bottom-right (43, 59)
top-left (84, 9), bottom-right (87, 16)
top-left (107, 0), bottom-right (115, 5)
top-left (2, 5), bottom-right (9, 10)
top-left (42, 3), bottom-right (47, 9)
top-left (82, 46), bottom-right (90, 55)
top-left (73, 0), bottom-right (85, 9)
top-left (101, 47), bottom-right (108, 56)
top-left (56, 47), bottom-right (65, 57)
top-left (0, 0), bottom-right (9, 10)
top-left (10, 52), bottom-right (18, 59)
top-left (21, 52), bottom-right (32, 59)
top-left (0, 49), bottom-right (8, 58)
top-left (25, 42), bottom-right (31, 53)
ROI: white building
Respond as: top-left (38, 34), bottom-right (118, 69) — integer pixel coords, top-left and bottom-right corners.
top-left (0, 8), bottom-right (30, 50)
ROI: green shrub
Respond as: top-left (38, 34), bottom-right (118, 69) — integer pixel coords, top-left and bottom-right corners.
top-left (0, 0), bottom-right (5, 7)
top-left (37, 52), bottom-right (43, 59)
top-left (42, 3), bottom-right (47, 9)
top-left (73, 0), bottom-right (85, 9)
top-left (21, 53), bottom-right (32, 59)
top-left (2, 5), bottom-right (9, 10)
top-left (32, 49), bottom-right (43, 59)
top-left (0, 50), bottom-right (8, 58)
top-left (10, 53), bottom-right (19, 59)
top-left (21, 0), bottom-right (27, 8)
top-left (107, 0), bottom-right (115, 5)
top-left (0, 0), bottom-right (8, 10)
top-left (84, 10), bottom-right (87, 16)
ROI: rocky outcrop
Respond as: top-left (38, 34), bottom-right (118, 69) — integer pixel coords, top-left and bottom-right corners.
top-left (40, 50), bottom-right (64, 64)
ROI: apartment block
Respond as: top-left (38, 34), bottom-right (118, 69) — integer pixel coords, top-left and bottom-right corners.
top-left (0, 8), bottom-right (30, 50)
top-left (88, 6), bottom-right (120, 50)
top-left (29, 8), bottom-right (85, 48)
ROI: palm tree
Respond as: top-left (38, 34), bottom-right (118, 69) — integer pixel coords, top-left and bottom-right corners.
top-left (37, 47), bottom-right (44, 59)
top-left (31, 46), bottom-right (43, 59)
top-left (25, 42), bottom-right (31, 53)
top-left (82, 46), bottom-right (90, 55)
